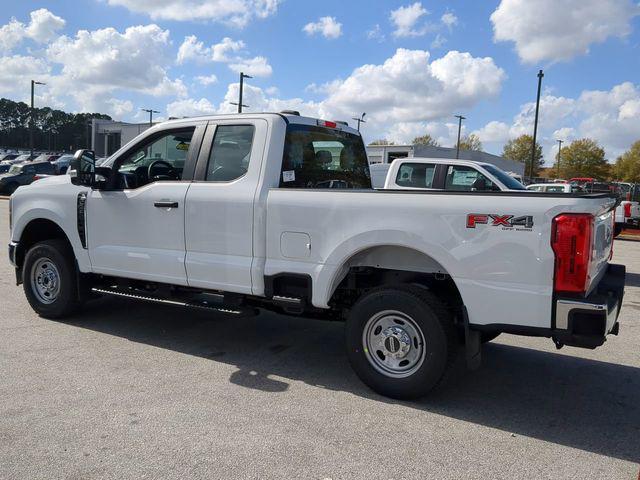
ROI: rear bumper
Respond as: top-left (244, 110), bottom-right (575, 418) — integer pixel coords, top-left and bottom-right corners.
top-left (554, 263), bottom-right (625, 349)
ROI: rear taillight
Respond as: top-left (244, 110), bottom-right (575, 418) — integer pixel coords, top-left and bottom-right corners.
top-left (551, 213), bottom-right (593, 295)
top-left (624, 202), bottom-right (632, 218)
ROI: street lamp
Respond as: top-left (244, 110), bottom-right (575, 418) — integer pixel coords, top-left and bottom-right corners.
top-left (556, 139), bottom-right (563, 178)
top-left (352, 113), bottom-right (366, 132)
top-left (454, 114), bottom-right (466, 159)
top-left (30, 80), bottom-right (46, 158)
top-left (230, 72), bottom-right (252, 113)
top-left (530, 69), bottom-right (544, 180)
top-left (141, 108), bottom-right (160, 127)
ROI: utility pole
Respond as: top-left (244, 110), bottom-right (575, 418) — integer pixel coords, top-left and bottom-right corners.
top-left (556, 139), bottom-right (563, 178)
top-left (230, 72), bottom-right (252, 113)
top-left (530, 69), bottom-right (544, 180)
top-left (141, 108), bottom-right (160, 127)
top-left (30, 80), bottom-right (46, 158)
top-left (455, 114), bottom-right (466, 159)
top-left (352, 113), bottom-right (366, 132)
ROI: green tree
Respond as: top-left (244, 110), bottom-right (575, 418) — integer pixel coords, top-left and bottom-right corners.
top-left (368, 139), bottom-right (395, 146)
top-left (457, 133), bottom-right (482, 151)
top-left (502, 134), bottom-right (543, 177)
top-left (614, 140), bottom-right (640, 182)
top-left (553, 138), bottom-right (608, 180)
top-left (412, 133), bottom-right (440, 147)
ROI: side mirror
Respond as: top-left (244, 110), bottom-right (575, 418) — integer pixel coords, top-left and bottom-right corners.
top-left (70, 149), bottom-right (96, 187)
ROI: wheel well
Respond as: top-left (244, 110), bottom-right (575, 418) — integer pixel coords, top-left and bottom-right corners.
top-left (327, 245), bottom-right (462, 312)
top-left (15, 219), bottom-right (72, 268)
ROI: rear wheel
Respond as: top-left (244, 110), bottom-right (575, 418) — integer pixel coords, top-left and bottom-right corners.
top-left (346, 285), bottom-right (457, 400)
top-left (23, 239), bottom-right (81, 318)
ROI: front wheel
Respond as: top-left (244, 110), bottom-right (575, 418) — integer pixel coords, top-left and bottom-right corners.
top-left (23, 239), bottom-right (81, 319)
top-left (345, 285), bottom-right (457, 400)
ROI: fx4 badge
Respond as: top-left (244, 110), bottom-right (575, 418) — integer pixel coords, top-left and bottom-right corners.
top-left (466, 214), bottom-right (534, 230)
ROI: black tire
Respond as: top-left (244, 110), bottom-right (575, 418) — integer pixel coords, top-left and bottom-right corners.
top-left (346, 285), bottom-right (457, 400)
top-left (481, 332), bottom-right (501, 343)
top-left (614, 224), bottom-right (623, 237)
top-left (22, 239), bottom-right (81, 319)
top-left (4, 182), bottom-right (19, 195)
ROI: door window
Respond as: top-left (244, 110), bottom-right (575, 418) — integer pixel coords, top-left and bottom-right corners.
top-left (445, 165), bottom-right (497, 192)
top-left (115, 128), bottom-right (195, 188)
top-left (205, 125), bottom-right (255, 182)
top-left (395, 163), bottom-right (436, 188)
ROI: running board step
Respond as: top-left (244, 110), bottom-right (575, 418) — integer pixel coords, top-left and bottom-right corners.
top-left (92, 287), bottom-right (255, 316)
top-left (272, 295), bottom-right (305, 314)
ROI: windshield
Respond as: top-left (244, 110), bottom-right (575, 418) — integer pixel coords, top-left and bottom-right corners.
top-left (8, 165), bottom-right (22, 174)
top-left (483, 165), bottom-right (526, 190)
top-left (280, 124), bottom-right (371, 189)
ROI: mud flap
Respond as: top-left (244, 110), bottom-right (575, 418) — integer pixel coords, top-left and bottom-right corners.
top-left (463, 306), bottom-right (481, 370)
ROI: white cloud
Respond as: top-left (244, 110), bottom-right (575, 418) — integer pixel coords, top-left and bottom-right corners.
top-left (366, 24), bottom-right (385, 42)
top-left (25, 8), bottom-right (66, 43)
top-left (476, 82), bottom-right (640, 161)
top-left (228, 56), bottom-right (272, 77)
top-left (106, 98), bottom-right (134, 117)
top-left (491, 0), bottom-right (640, 63)
top-left (196, 74), bottom-right (218, 86)
top-left (177, 35), bottom-right (210, 64)
top-left (46, 24), bottom-right (186, 113)
top-left (0, 9), bottom-right (65, 53)
top-left (303, 16), bottom-right (343, 39)
top-left (440, 12), bottom-right (458, 30)
top-left (212, 37), bottom-right (245, 61)
top-left (473, 121), bottom-right (511, 143)
top-left (390, 2), bottom-right (429, 37)
top-left (430, 34), bottom-right (446, 49)
top-left (0, 55), bottom-right (50, 96)
top-left (167, 97), bottom-right (217, 117)
top-left (105, 0), bottom-right (280, 28)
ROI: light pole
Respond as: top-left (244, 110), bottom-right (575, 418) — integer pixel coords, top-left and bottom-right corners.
top-left (556, 139), bottom-right (563, 178)
top-left (30, 80), bottom-right (46, 158)
top-left (230, 72), bottom-right (252, 113)
top-left (352, 113), bottom-right (366, 132)
top-left (141, 108), bottom-right (160, 127)
top-left (455, 114), bottom-right (466, 159)
top-left (530, 69), bottom-right (544, 180)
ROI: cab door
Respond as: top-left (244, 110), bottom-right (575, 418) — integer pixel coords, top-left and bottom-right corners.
top-left (184, 119), bottom-right (267, 294)
top-left (86, 124), bottom-right (204, 285)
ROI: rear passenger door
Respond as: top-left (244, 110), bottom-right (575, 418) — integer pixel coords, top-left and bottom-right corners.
top-left (184, 119), bottom-right (268, 294)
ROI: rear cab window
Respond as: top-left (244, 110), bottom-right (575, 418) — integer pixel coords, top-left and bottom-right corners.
top-left (280, 124), bottom-right (371, 189)
top-left (395, 163), bottom-right (436, 188)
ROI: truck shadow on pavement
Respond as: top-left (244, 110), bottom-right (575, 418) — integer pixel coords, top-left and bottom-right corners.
top-left (70, 296), bottom-right (640, 464)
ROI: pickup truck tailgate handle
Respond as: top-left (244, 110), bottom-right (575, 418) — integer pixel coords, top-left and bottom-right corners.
top-left (154, 201), bottom-right (179, 208)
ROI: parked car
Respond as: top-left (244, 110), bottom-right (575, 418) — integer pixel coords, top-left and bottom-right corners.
top-left (377, 157), bottom-right (525, 191)
top-left (0, 161), bottom-right (55, 194)
top-left (33, 154), bottom-right (60, 163)
top-left (8, 112), bottom-right (624, 400)
top-left (0, 153), bottom-right (19, 162)
top-left (526, 183), bottom-right (583, 193)
top-left (51, 154), bottom-right (74, 174)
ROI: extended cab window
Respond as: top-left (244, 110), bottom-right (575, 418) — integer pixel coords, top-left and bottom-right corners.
top-left (115, 128), bottom-right (195, 189)
top-left (205, 125), bottom-right (255, 181)
top-left (280, 124), bottom-right (371, 189)
top-left (445, 165), bottom-right (497, 192)
top-left (395, 163), bottom-right (436, 188)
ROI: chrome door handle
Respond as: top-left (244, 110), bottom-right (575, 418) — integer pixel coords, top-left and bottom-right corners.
top-left (154, 201), bottom-right (179, 208)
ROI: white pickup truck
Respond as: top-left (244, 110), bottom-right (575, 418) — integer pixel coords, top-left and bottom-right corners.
top-left (373, 157), bottom-right (525, 191)
top-left (8, 112), bottom-right (625, 399)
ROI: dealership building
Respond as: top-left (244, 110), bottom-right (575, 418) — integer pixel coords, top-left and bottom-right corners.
top-left (90, 119), bottom-right (153, 158)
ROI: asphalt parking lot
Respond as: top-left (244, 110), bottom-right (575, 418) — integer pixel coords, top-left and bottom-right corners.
top-left (0, 198), bottom-right (638, 480)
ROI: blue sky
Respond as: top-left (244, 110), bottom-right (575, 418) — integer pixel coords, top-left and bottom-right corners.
top-left (1, 0), bottom-right (639, 162)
